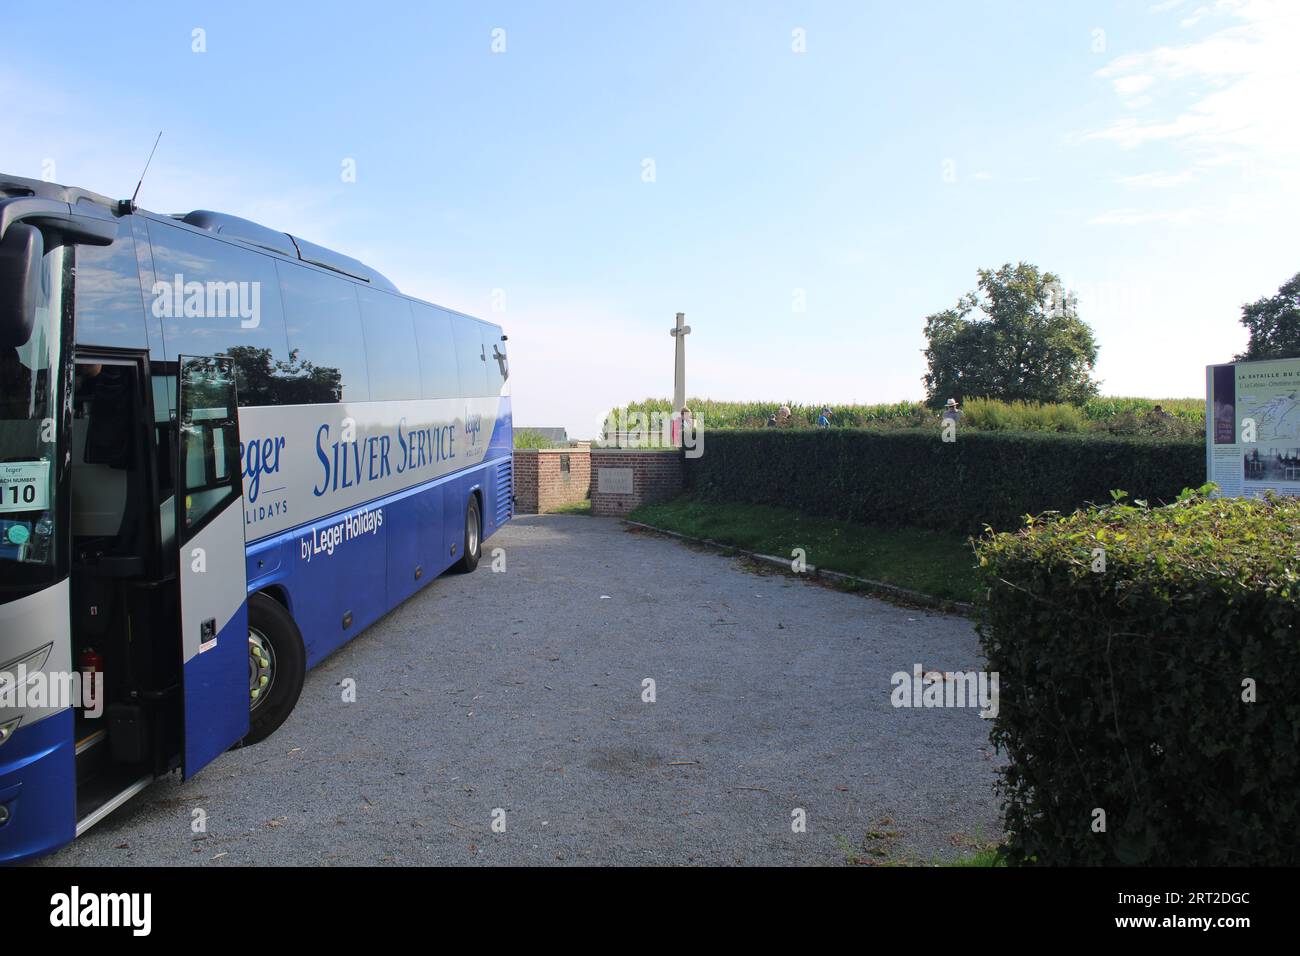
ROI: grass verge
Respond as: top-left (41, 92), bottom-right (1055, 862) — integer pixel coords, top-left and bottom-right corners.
top-left (627, 495), bottom-right (979, 604)
top-left (940, 847), bottom-right (1006, 867)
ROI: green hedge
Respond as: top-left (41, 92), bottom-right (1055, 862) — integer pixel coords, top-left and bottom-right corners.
top-left (975, 492), bottom-right (1300, 865)
top-left (685, 428), bottom-right (1203, 533)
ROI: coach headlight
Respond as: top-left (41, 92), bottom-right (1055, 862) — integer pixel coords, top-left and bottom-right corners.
top-left (0, 715), bottom-right (20, 747)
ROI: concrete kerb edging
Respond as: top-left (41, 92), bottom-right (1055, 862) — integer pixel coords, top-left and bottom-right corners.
top-left (621, 519), bottom-right (976, 617)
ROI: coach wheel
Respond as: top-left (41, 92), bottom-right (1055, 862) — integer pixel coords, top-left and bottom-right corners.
top-left (452, 495), bottom-right (482, 574)
top-left (240, 592), bottom-right (307, 746)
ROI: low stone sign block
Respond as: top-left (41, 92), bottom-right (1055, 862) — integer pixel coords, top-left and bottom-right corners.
top-left (597, 467), bottom-right (634, 494)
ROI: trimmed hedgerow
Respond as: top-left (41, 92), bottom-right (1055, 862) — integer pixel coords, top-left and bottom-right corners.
top-left (685, 428), bottom-right (1203, 533)
top-left (975, 490), bottom-right (1300, 865)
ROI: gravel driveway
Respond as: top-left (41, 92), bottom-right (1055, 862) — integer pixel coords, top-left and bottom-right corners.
top-left (34, 514), bottom-right (1001, 866)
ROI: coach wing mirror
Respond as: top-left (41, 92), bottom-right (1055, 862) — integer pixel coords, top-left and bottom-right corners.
top-left (0, 223), bottom-right (43, 349)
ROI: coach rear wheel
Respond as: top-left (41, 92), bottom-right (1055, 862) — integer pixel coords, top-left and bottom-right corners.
top-left (452, 496), bottom-right (482, 573)
top-left (249, 628), bottom-right (276, 712)
top-left (240, 593), bottom-right (307, 746)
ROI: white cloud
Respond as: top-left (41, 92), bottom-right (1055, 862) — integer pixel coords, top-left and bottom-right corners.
top-left (1083, 0), bottom-right (1300, 168)
top-left (832, 248), bottom-right (871, 267)
top-left (1087, 207), bottom-right (1204, 225)
top-left (1115, 169), bottom-right (1197, 188)
top-left (1113, 74), bottom-right (1155, 95)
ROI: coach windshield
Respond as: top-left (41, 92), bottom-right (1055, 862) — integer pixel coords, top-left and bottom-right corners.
top-left (0, 241), bottom-right (68, 600)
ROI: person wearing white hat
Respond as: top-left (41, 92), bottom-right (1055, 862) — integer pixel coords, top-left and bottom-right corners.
top-left (942, 398), bottom-right (962, 423)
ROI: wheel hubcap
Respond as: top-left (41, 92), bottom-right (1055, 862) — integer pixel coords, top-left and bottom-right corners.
top-left (248, 627), bottom-right (276, 712)
top-left (469, 509), bottom-right (479, 557)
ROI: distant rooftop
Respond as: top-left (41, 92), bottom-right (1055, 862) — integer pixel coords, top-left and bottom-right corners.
top-left (519, 427), bottom-right (568, 444)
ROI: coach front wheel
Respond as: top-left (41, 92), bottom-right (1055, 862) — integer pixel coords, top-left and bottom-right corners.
top-left (452, 496), bottom-right (482, 573)
top-left (240, 592), bottom-right (307, 746)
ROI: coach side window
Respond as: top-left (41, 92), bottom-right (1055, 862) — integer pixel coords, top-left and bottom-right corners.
top-left (452, 317), bottom-right (488, 399)
top-left (73, 233), bottom-right (148, 350)
top-left (412, 304), bottom-right (460, 400)
top-left (357, 287), bottom-right (421, 402)
top-left (146, 222), bottom-right (294, 407)
top-left (277, 262), bottom-right (370, 403)
top-left (147, 222), bottom-right (299, 408)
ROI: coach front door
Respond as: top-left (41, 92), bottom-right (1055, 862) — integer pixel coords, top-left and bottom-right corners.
top-left (174, 355), bottom-right (249, 776)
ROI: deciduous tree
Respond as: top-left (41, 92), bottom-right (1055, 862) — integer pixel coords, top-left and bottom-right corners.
top-left (923, 262), bottom-right (1099, 407)
top-left (1235, 271), bottom-right (1300, 362)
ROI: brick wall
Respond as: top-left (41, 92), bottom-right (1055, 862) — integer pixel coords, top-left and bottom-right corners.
top-left (589, 449), bottom-right (684, 516)
top-left (513, 450), bottom-right (541, 513)
top-left (513, 448), bottom-right (684, 515)
top-left (512, 449), bottom-right (592, 513)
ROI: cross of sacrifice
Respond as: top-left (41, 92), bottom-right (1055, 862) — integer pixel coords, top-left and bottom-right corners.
top-left (669, 312), bottom-right (691, 414)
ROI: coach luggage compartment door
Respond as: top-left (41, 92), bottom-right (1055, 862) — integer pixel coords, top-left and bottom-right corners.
top-left (175, 355), bottom-right (249, 777)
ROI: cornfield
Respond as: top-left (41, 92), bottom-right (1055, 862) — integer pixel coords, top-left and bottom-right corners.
top-left (605, 396), bottom-right (1204, 437)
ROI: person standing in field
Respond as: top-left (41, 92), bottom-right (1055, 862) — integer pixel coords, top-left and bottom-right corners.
top-left (675, 406), bottom-right (694, 446)
top-left (942, 398), bottom-right (962, 422)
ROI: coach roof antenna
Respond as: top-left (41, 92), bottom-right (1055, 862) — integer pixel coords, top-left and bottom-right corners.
top-left (120, 130), bottom-right (162, 214)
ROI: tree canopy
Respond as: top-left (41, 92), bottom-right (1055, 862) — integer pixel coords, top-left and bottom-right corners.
top-left (1235, 271), bottom-right (1300, 362)
top-left (922, 262), bottom-right (1100, 407)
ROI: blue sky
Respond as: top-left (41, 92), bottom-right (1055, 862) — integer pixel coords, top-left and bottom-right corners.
top-left (4, 0), bottom-right (1297, 435)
